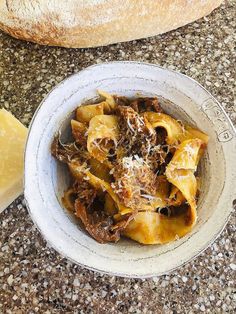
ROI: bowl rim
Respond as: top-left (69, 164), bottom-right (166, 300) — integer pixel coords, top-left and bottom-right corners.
top-left (24, 61), bottom-right (236, 278)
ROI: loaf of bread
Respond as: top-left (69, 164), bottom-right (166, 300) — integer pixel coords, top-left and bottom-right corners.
top-left (0, 0), bottom-right (223, 48)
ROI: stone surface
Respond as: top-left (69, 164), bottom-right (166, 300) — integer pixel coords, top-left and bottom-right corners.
top-left (0, 0), bottom-right (235, 313)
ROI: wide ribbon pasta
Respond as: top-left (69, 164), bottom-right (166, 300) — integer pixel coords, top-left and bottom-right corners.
top-left (165, 138), bottom-right (203, 224)
top-left (69, 162), bottom-right (132, 215)
top-left (180, 125), bottom-right (209, 144)
top-left (87, 115), bottom-right (119, 163)
top-left (124, 138), bottom-right (204, 244)
top-left (168, 185), bottom-right (185, 207)
top-left (76, 89), bottom-right (117, 123)
top-left (52, 91), bottom-right (209, 245)
top-left (123, 211), bottom-right (193, 244)
top-left (72, 165), bottom-right (168, 217)
top-left (97, 90), bottom-right (116, 109)
top-left (104, 193), bottom-right (117, 215)
top-left (144, 112), bottom-right (183, 144)
top-left (88, 157), bottom-right (112, 182)
top-left (144, 175), bottom-right (169, 210)
top-left (76, 103), bottom-right (107, 123)
top-left (145, 112), bottom-right (209, 147)
top-left (179, 125), bottom-right (209, 162)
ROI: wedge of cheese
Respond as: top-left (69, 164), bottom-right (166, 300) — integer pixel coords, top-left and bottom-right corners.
top-left (0, 109), bottom-right (28, 213)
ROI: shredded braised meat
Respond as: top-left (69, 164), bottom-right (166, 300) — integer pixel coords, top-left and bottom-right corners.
top-left (116, 105), bottom-right (156, 157)
top-left (75, 198), bottom-right (134, 243)
top-left (73, 179), bottom-right (97, 209)
top-left (115, 96), bottom-right (162, 113)
top-left (114, 95), bottom-right (130, 107)
top-left (51, 135), bottom-right (88, 164)
top-left (71, 121), bottom-right (87, 148)
top-left (112, 156), bottom-right (159, 210)
top-left (114, 105), bottom-right (171, 172)
top-left (129, 97), bottom-right (162, 113)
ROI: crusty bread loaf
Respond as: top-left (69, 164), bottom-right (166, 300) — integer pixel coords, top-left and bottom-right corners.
top-left (0, 0), bottom-right (223, 48)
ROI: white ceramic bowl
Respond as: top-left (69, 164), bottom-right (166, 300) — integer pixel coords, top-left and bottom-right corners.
top-left (24, 62), bottom-right (236, 278)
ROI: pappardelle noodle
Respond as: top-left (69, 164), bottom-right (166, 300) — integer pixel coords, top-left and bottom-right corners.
top-left (51, 91), bottom-right (209, 244)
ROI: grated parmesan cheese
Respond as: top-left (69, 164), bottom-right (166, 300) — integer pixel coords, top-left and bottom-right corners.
top-left (184, 143), bottom-right (196, 156)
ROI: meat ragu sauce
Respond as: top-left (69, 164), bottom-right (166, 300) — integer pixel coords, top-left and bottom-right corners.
top-left (51, 91), bottom-right (209, 245)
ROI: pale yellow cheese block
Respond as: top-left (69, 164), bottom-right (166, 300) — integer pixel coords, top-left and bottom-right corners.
top-left (0, 109), bottom-right (28, 213)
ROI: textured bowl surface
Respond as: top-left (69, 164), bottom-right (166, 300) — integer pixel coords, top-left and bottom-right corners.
top-left (24, 62), bottom-right (236, 278)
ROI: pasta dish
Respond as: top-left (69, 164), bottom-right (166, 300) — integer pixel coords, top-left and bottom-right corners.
top-left (51, 91), bottom-right (209, 244)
